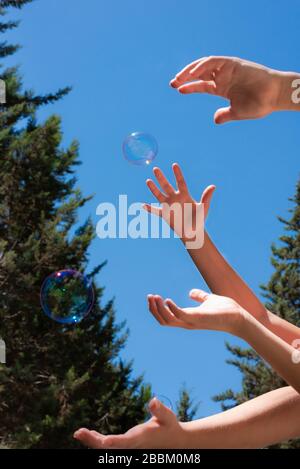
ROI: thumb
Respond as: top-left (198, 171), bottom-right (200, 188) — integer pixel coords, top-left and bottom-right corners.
top-left (214, 106), bottom-right (236, 124)
top-left (148, 398), bottom-right (176, 425)
top-left (189, 289), bottom-right (210, 303)
top-left (200, 185), bottom-right (216, 219)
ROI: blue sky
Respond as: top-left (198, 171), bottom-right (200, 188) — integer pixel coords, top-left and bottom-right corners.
top-left (5, 0), bottom-right (299, 417)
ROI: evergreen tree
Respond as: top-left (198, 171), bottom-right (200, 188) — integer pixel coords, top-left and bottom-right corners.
top-left (176, 387), bottom-right (199, 423)
top-left (0, 0), bottom-right (151, 448)
top-left (214, 179), bottom-right (300, 448)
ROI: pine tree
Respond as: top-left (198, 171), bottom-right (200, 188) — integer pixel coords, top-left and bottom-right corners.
top-left (214, 178), bottom-right (300, 448)
top-left (0, 0), bottom-right (151, 448)
top-left (176, 387), bottom-right (199, 423)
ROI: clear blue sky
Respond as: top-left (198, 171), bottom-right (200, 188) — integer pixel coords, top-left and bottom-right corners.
top-left (5, 0), bottom-right (299, 417)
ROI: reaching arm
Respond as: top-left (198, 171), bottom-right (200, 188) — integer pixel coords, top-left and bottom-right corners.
top-left (74, 387), bottom-right (300, 448)
top-left (144, 164), bottom-right (300, 345)
top-left (148, 290), bottom-right (300, 394)
top-left (183, 386), bottom-right (300, 448)
top-left (185, 231), bottom-right (300, 345)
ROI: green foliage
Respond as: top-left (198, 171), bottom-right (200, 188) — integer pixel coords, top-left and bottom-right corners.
top-left (0, 0), bottom-right (150, 448)
top-left (176, 387), bottom-right (199, 423)
top-left (214, 179), bottom-right (300, 448)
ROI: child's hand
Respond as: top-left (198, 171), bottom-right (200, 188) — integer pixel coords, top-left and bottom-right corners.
top-left (148, 289), bottom-right (248, 337)
top-left (143, 163), bottom-right (215, 242)
top-left (74, 397), bottom-right (186, 449)
top-left (170, 56), bottom-right (284, 124)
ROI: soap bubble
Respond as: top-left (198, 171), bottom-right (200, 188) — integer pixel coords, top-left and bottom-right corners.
top-left (145, 393), bottom-right (173, 419)
top-left (153, 394), bottom-right (173, 410)
top-left (40, 269), bottom-right (94, 324)
top-left (123, 132), bottom-right (158, 166)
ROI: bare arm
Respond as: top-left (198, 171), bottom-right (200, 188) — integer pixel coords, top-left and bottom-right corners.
top-left (183, 386), bottom-right (300, 448)
top-left (185, 231), bottom-right (300, 345)
top-left (75, 387), bottom-right (300, 448)
top-left (144, 164), bottom-right (300, 346)
top-left (149, 290), bottom-right (300, 395)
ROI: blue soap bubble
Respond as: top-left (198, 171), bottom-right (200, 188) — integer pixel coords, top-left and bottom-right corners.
top-left (40, 269), bottom-right (94, 324)
top-left (123, 132), bottom-right (158, 166)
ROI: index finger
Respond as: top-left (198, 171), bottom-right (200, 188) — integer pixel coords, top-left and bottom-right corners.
top-left (170, 58), bottom-right (202, 88)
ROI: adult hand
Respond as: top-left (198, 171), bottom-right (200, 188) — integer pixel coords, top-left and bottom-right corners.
top-left (170, 56), bottom-right (286, 124)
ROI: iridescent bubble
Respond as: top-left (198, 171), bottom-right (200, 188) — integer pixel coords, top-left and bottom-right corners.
top-left (122, 132), bottom-right (158, 166)
top-left (40, 269), bottom-right (94, 324)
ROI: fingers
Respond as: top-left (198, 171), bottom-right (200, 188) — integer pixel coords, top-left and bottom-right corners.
top-left (164, 298), bottom-right (188, 322)
top-left (143, 203), bottom-right (162, 217)
top-left (200, 185), bottom-right (216, 218)
top-left (178, 80), bottom-right (216, 95)
top-left (148, 294), bottom-right (165, 325)
top-left (146, 179), bottom-right (166, 203)
top-left (155, 296), bottom-right (177, 324)
top-left (74, 428), bottom-right (105, 449)
top-left (74, 428), bottom-right (134, 449)
top-left (148, 295), bottom-right (183, 327)
top-left (172, 163), bottom-right (188, 193)
top-left (189, 56), bottom-right (227, 80)
top-left (148, 397), bottom-right (176, 425)
top-left (170, 56), bottom-right (229, 89)
top-left (170, 58), bottom-right (201, 88)
top-left (153, 167), bottom-right (175, 195)
top-left (189, 289), bottom-right (210, 303)
top-left (102, 434), bottom-right (134, 449)
top-left (214, 106), bottom-right (236, 124)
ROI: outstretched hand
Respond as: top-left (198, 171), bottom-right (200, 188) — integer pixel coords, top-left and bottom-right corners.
top-left (74, 397), bottom-right (186, 449)
top-left (143, 163), bottom-right (215, 242)
top-left (170, 56), bottom-right (283, 124)
top-left (148, 289), bottom-right (247, 337)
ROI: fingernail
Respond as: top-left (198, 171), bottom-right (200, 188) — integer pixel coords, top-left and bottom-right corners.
top-left (150, 397), bottom-right (158, 409)
top-left (190, 289), bottom-right (198, 296)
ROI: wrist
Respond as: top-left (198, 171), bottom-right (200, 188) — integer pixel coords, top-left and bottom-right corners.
top-left (273, 70), bottom-right (300, 111)
top-left (232, 307), bottom-right (253, 339)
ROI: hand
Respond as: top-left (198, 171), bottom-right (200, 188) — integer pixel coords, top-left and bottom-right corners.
top-left (170, 56), bottom-right (284, 124)
top-left (74, 397), bottom-right (186, 449)
top-left (143, 163), bottom-right (215, 242)
top-left (148, 289), bottom-right (247, 337)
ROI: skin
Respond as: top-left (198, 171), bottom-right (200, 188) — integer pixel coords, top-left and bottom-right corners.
top-left (75, 57), bottom-right (300, 448)
top-left (74, 387), bottom-right (300, 449)
top-left (170, 56), bottom-right (300, 123)
top-left (145, 164), bottom-right (300, 345)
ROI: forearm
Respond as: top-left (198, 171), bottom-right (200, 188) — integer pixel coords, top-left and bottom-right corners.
top-left (181, 387), bottom-right (300, 448)
top-left (241, 313), bottom-right (300, 394)
top-left (261, 309), bottom-right (300, 346)
top-left (184, 231), bottom-right (266, 320)
top-left (184, 231), bottom-right (300, 345)
top-left (275, 71), bottom-right (300, 111)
